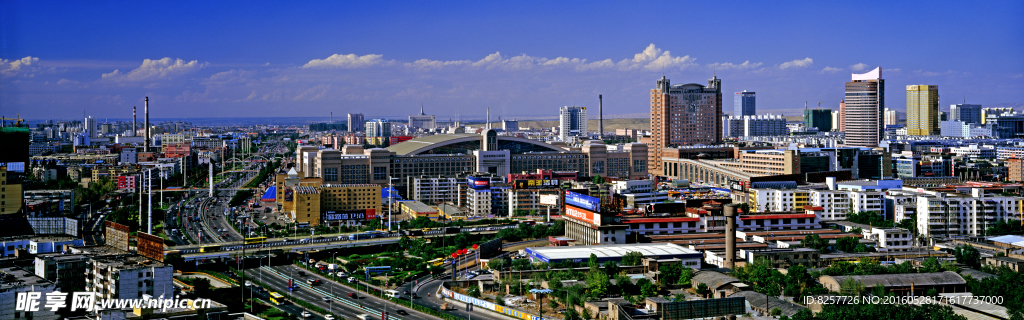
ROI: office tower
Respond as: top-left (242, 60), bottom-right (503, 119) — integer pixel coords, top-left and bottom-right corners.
top-left (843, 67), bottom-right (884, 147)
top-left (831, 111), bottom-right (840, 132)
top-left (804, 108), bottom-right (833, 132)
top-left (84, 116), bottom-right (98, 139)
top-left (408, 105), bottom-right (436, 129)
top-left (839, 100), bottom-right (846, 132)
top-left (733, 91), bottom-right (755, 116)
top-left (559, 106), bottom-right (587, 141)
top-left (981, 107), bottom-right (1014, 124)
top-left (906, 85), bottom-right (939, 136)
top-left (950, 104), bottom-right (982, 125)
top-left (884, 108), bottom-right (900, 127)
top-left (365, 119), bottom-right (391, 146)
top-left (649, 75), bottom-right (723, 175)
top-left (347, 113), bottom-right (365, 133)
top-left (502, 119), bottom-right (519, 132)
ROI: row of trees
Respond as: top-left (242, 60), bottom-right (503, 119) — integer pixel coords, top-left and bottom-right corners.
top-left (800, 234), bottom-right (873, 253)
top-left (733, 258), bottom-right (829, 300)
top-left (816, 256), bottom-right (956, 277)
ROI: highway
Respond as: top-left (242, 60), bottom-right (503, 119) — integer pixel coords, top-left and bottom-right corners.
top-left (245, 264), bottom-right (440, 320)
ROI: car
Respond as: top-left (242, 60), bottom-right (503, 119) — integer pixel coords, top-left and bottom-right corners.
top-left (396, 310), bottom-right (408, 315)
top-left (347, 277), bottom-right (356, 283)
top-left (298, 271), bottom-right (307, 277)
top-left (322, 296), bottom-right (331, 302)
top-left (324, 316), bottom-right (334, 320)
top-left (244, 281), bottom-right (252, 287)
top-left (403, 290), bottom-right (409, 295)
top-left (348, 292), bottom-right (358, 298)
top-left (469, 228), bottom-right (479, 232)
top-left (486, 227), bottom-right (495, 231)
top-left (300, 311), bottom-right (312, 318)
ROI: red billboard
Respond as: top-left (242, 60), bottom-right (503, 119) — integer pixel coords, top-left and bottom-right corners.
top-left (137, 232), bottom-right (165, 262)
top-left (105, 221), bottom-right (130, 251)
top-left (564, 205), bottom-right (600, 226)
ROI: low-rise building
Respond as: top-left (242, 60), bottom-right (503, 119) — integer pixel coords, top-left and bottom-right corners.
top-left (819, 272), bottom-right (967, 296)
top-left (740, 247), bottom-right (821, 268)
top-left (35, 253), bottom-right (90, 292)
top-left (87, 254), bottom-right (173, 300)
top-left (0, 266), bottom-right (57, 320)
top-left (984, 256), bottom-right (1023, 272)
top-left (399, 200), bottom-right (439, 220)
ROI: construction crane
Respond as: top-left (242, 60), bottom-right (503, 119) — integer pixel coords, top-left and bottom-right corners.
top-left (0, 114), bottom-right (26, 127)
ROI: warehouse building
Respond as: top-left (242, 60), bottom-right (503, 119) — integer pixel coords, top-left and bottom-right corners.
top-left (819, 271), bottom-right (967, 296)
top-left (524, 243), bottom-right (702, 268)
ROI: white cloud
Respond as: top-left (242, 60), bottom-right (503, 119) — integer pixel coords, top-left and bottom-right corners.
top-left (617, 44), bottom-right (696, 71)
top-left (709, 61), bottom-right (763, 70)
top-left (821, 66), bottom-right (842, 73)
top-left (302, 54), bottom-right (390, 69)
top-left (57, 78), bottom-right (79, 85)
top-left (101, 58), bottom-right (207, 82)
top-left (405, 58), bottom-right (471, 69)
top-left (1, 56), bottom-right (40, 75)
top-left (293, 84), bottom-right (331, 101)
top-left (849, 63), bottom-right (869, 71)
top-left (203, 69), bottom-right (256, 86)
top-left (779, 58), bottom-right (813, 69)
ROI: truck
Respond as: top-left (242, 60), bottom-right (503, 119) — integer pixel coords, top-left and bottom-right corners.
top-left (402, 229), bottom-right (424, 236)
top-left (444, 227), bottom-right (461, 234)
top-left (328, 264), bottom-right (337, 270)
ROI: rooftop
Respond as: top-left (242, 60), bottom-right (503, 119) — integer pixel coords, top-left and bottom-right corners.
top-left (823, 271), bottom-right (966, 288)
top-left (400, 201), bottom-right (438, 213)
top-left (729, 291), bottom-right (808, 317)
top-left (0, 266), bottom-right (54, 290)
top-left (691, 271), bottom-right (742, 290)
top-left (526, 243), bottom-right (699, 261)
top-left (91, 254), bottom-right (167, 270)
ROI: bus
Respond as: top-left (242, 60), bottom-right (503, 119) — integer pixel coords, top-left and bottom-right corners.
top-left (365, 230), bottom-right (385, 237)
top-left (199, 245), bottom-right (221, 253)
top-left (269, 292), bottom-right (286, 305)
top-left (349, 233), bottom-right (373, 241)
top-left (427, 258), bottom-right (445, 267)
top-left (245, 236), bottom-right (267, 244)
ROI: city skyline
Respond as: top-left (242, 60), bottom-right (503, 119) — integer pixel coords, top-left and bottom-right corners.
top-left (2, 1), bottom-right (1023, 120)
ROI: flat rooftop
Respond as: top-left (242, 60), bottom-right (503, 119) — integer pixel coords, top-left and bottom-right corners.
top-left (526, 243), bottom-right (700, 262)
top-left (0, 266), bottom-right (53, 290)
top-left (92, 254), bottom-right (167, 269)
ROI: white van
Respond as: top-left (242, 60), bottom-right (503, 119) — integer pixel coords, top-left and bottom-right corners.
top-left (384, 290), bottom-right (400, 299)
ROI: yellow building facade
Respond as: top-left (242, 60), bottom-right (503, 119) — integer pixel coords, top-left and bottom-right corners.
top-left (906, 85), bottom-right (939, 136)
top-left (1, 166), bottom-right (23, 214)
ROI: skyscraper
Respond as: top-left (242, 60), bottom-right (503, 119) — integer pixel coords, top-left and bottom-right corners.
top-left (839, 100), bottom-right (846, 132)
top-left (733, 91), bottom-right (755, 116)
top-left (365, 119), bottom-right (390, 146)
top-left (884, 108), bottom-right (900, 127)
top-left (558, 106), bottom-right (587, 141)
top-left (347, 113), bottom-right (365, 133)
top-left (843, 67), bottom-right (884, 147)
top-left (906, 85), bottom-right (939, 136)
top-left (84, 116), bottom-right (98, 139)
top-left (649, 75), bottom-right (723, 176)
top-left (950, 104), bottom-right (982, 125)
top-left (804, 108), bottom-right (833, 132)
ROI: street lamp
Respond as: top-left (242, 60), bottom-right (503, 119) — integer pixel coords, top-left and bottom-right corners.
top-left (529, 288), bottom-right (552, 320)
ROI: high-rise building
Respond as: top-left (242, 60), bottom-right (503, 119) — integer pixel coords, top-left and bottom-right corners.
top-left (365, 119), bottom-right (391, 146)
top-left (733, 91), bottom-right (755, 116)
top-left (804, 108), bottom-right (833, 132)
top-left (84, 116), bottom-right (98, 139)
top-left (981, 107), bottom-right (1014, 124)
top-left (831, 110), bottom-right (841, 132)
top-left (839, 100), bottom-right (846, 132)
top-left (843, 67), bottom-right (884, 147)
top-left (950, 104), bottom-right (982, 125)
top-left (906, 85), bottom-right (939, 136)
top-left (347, 113), bottom-right (365, 133)
top-left (649, 75), bottom-right (722, 176)
top-left (408, 105), bottom-right (436, 129)
top-left (559, 106), bottom-right (587, 141)
top-left (727, 114), bottom-right (788, 137)
top-left (502, 119), bottom-right (519, 132)
top-left (884, 108), bottom-right (900, 127)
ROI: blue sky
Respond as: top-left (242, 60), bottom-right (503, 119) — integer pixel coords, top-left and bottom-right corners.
top-left (2, 0), bottom-right (1022, 121)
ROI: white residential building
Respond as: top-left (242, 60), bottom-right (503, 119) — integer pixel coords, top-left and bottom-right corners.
top-left (411, 176), bottom-right (464, 206)
top-left (0, 267), bottom-right (58, 320)
top-left (559, 106), bottom-right (587, 141)
top-left (727, 114), bottom-right (788, 138)
top-left (86, 255), bottom-right (173, 300)
top-left (949, 145), bottom-right (997, 159)
top-left (912, 188), bottom-right (1024, 238)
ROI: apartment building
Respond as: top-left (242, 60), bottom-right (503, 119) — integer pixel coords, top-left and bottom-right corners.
top-left (35, 253), bottom-right (90, 292)
top-left (411, 176), bottom-right (467, 206)
top-left (86, 255), bottom-right (173, 300)
top-left (0, 267), bottom-right (57, 320)
top-left (831, 221), bottom-right (914, 252)
top-left (649, 75), bottom-right (723, 176)
top-left (912, 188), bottom-right (1024, 238)
top-left (508, 188), bottom-right (562, 217)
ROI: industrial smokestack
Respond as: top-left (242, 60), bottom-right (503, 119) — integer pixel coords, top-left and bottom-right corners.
top-left (330, 112), bottom-right (333, 123)
top-left (133, 106), bottom-right (137, 137)
top-left (144, 97), bottom-right (150, 152)
top-left (599, 95), bottom-right (604, 140)
top-left (724, 204), bottom-right (738, 269)
top-left (486, 107), bottom-right (491, 129)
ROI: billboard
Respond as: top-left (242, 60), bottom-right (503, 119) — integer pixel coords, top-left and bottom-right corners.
top-left (323, 209), bottom-right (375, 221)
top-left (137, 232), bottom-right (165, 262)
top-left (27, 217), bottom-right (79, 236)
top-left (467, 176), bottom-right (491, 190)
top-left (284, 187), bottom-right (294, 202)
top-left (539, 195), bottom-right (559, 206)
top-left (564, 205), bottom-right (600, 226)
top-left (564, 191), bottom-right (599, 212)
top-left (512, 179), bottom-right (560, 189)
top-left (105, 221), bottom-right (130, 251)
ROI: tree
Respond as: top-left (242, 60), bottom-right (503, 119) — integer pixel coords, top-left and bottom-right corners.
top-left (695, 283), bottom-right (710, 298)
top-left (513, 258), bottom-right (532, 271)
top-left (588, 253), bottom-right (600, 270)
top-left (488, 258), bottom-right (506, 271)
top-left (563, 308), bottom-right (581, 320)
top-left (851, 227), bottom-right (863, 234)
top-left (787, 265), bottom-right (810, 285)
top-left (592, 175), bottom-right (604, 184)
top-left (603, 261), bottom-right (620, 276)
top-left (586, 269), bottom-right (611, 297)
top-left (615, 274), bottom-right (634, 294)
top-left (637, 278), bottom-right (657, 297)
top-left (659, 261), bottom-right (684, 285)
top-left (678, 267), bottom-right (695, 286)
top-left (839, 277), bottom-right (864, 296)
top-left (922, 257), bottom-right (943, 273)
top-left (801, 234), bottom-right (827, 250)
top-left (468, 286), bottom-right (481, 298)
top-left (954, 245), bottom-right (981, 268)
top-left (836, 236), bottom-right (860, 253)
top-left (872, 284), bottom-right (887, 297)
top-left (672, 293), bottom-right (686, 302)
top-left (621, 251), bottom-right (644, 266)
top-left (581, 307), bottom-right (592, 320)
top-left (193, 278), bottom-right (212, 297)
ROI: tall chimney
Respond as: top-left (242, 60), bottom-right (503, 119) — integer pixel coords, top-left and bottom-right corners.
top-left (599, 95), bottom-right (604, 140)
top-left (144, 97), bottom-right (150, 152)
top-left (133, 106), bottom-right (137, 137)
top-left (724, 204), bottom-right (738, 269)
top-left (486, 107), bottom-right (491, 129)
